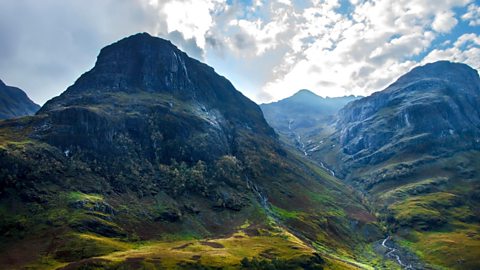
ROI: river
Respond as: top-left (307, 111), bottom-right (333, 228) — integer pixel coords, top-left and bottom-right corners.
top-left (382, 236), bottom-right (414, 269)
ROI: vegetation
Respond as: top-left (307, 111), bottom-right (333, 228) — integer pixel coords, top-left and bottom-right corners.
top-left (7, 35), bottom-right (478, 270)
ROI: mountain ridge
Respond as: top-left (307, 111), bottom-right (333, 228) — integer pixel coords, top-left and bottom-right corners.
top-left (336, 61), bottom-right (480, 162)
top-left (0, 79), bottom-right (40, 120)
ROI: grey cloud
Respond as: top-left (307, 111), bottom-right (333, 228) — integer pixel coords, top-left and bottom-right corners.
top-left (308, 65), bottom-right (322, 74)
top-left (162, 30), bottom-right (204, 60)
top-left (205, 33), bottom-right (227, 57)
top-left (233, 32), bottom-right (256, 51)
top-left (351, 65), bottom-right (375, 81)
top-left (316, 80), bottom-right (336, 87)
top-left (0, 0), bottom-right (159, 105)
top-left (368, 76), bottom-right (396, 92)
top-left (256, 90), bottom-right (274, 103)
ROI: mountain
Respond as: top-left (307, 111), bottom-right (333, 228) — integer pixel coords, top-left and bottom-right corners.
top-left (337, 61), bottom-right (480, 164)
top-left (304, 61), bottom-right (480, 269)
top-left (261, 90), bottom-right (360, 154)
top-left (0, 79), bottom-right (40, 119)
top-left (0, 33), bottom-right (387, 269)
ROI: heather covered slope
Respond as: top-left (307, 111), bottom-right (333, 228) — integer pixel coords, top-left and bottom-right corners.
top-left (300, 61), bottom-right (480, 269)
top-left (0, 79), bottom-right (40, 119)
top-left (0, 33), bottom-right (387, 269)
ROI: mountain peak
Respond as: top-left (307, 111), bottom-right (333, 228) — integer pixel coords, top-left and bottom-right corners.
top-left (103, 32), bottom-right (176, 54)
top-left (39, 33), bottom-right (274, 137)
top-left (61, 32), bottom-right (205, 97)
top-left (394, 61), bottom-right (479, 89)
top-left (337, 61), bottom-right (480, 159)
top-left (292, 89), bottom-right (320, 97)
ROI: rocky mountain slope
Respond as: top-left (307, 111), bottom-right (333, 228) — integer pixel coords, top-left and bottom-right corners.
top-left (0, 33), bottom-right (388, 269)
top-left (261, 90), bottom-right (360, 155)
top-left (336, 61), bottom-right (480, 167)
top-left (290, 61), bottom-right (480, 269)
top-left (0, 79), bottom-right (40, 119)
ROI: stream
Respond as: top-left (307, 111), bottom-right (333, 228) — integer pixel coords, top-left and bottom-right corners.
top-left (288, 120), bottom-right (308, 156)
top-left (286, 120), bottom-right (415, 269)
top-left (382, 236), bottom-right (414, 269)
top-left (319, 161), bottom-right (335, 177)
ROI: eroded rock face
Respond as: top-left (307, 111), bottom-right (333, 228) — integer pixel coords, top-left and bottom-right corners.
top-left (39, 33), bottom-right (273, 139)
top-left (33, 33), bottom-right (275, 167)
top-left (336, 61), bottom-right (480, 163)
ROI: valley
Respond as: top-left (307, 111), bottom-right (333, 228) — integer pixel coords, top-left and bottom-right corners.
top-left (1, 33), bottom-right (394, 270)
top-left (0, 33), bottom-right (478, 270)
top-left (262, 61), bottom-right (480, 270)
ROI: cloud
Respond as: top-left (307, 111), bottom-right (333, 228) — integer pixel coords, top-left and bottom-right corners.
top-left (162, 30), bottom-right (204, 60)
top-left (462, 4), bottom-right (480, 26)
top-left (1, 0), bottom-right (478, 105)
top-left (422, 33), bottom-right (480, 70)
top-left (432, 11), bottom-right (458, 33)
top-left (158, 0), bottom-right (225, 48)
top-left (0, 0), bottom-right (159, 104)
top-left (258, 0), bottom-right (475, 101)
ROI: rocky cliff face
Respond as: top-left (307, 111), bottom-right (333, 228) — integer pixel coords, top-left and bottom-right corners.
top-left (40, 33), bottom-right (271, 136)
top-left (0, 79), bottom-right (40, 119)
top-left (337, 61), bottom-right (480, 164)
top-left (34, 33), bottom-right (275, 166)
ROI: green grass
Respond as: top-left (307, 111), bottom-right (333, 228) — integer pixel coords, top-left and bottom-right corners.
top-left (379, 177), bottom-right (448, 201)
top-left (0, 93), bottom-right (396, 270)
top-left (388, 192), bottom-right (461, 230)
top-left (398, 224), bottom-right (480, 270)
top-left (67, 191), bottom-right (103, 202)
top-left (271, 205), bottom-right (301, 219)
top-left (53, 226), bottom-right (318, 269)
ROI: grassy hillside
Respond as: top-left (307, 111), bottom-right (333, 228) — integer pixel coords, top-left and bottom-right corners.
top-left (307, 130), bottom-right (480, 270)
top-left (0, 97), bottom-right (390, 269)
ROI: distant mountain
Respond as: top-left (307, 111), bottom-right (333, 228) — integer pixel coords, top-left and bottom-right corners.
top-left (307, 61), bottom-right (480, 269)
top-left (261, 90), bottom-right (360, 154)
top-left (0, 33), bottom-right (383, 269)
top-left (0, 79), bottom-right (39, 119)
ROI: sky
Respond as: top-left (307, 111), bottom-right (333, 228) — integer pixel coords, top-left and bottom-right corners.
top-left (0, 0), bottom-right (479, 105)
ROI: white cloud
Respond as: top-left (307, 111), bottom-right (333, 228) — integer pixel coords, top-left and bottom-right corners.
top-left (422, 33), bottom-right (480, 70)
top-left (257, 0), bottom-right (475, 102)
top-left (462, 4), bottom-right (480, 26)
top-left (160, 0), bottom-right (225, 48)
top-left (432, 11), bottom-right (458, 33)
top-left (0, 0), bottom-right (478, 105)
